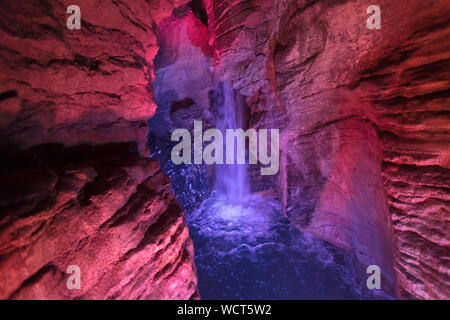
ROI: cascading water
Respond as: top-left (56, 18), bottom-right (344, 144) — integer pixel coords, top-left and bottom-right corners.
top-left (186, 82), bottom-right (392, 299)
top-left (213, 82), bottom-right (248, 203)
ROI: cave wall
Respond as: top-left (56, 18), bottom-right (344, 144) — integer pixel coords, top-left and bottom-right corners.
top-left (204, 0), bottom-right (450, 299)
top-left (149, 6), bottom-right (214, 214)
top-left (0, 0), bottom-right (199, 299)
top-left (0, 0), bottom-right (448, 300)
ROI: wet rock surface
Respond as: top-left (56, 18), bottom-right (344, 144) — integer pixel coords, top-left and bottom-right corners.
top-left (149, 6), bottom-right (214, 214)
top-left (0, 143), bottom-right (198, 299)
top-left (0, 0), bottom-right (448, 300)
top-left (0, 0), bottom-right (199, 300)
top-left (204, 0), bottom-right (450, 299)
top-left (188, 194), bottom-right (392, 299)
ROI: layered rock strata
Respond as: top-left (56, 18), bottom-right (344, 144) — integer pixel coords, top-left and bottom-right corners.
top-left (0, 0), bottom-right (198, 300)
top-left (204, 0), bottom-right (450, 299)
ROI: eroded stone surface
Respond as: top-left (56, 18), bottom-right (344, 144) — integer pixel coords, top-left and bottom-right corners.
top-left (0, 0), bottom-right (198, 300)
top-left (0, 0), bottom-right (448, 300)
top-left (0, 0), bottom-right (187, 153)
top-left (149, 6), bottom-right (214, 214)
top-left (204, 0), bottom-right (450, 299)
top-left (0, 143), bottom-right (198, 300)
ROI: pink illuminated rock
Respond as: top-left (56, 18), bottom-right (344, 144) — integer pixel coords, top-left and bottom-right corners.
top-left (0, 143), bottom-right (199, 299)
top-left (0, 0), bottom-right (198, 300)
top-left (0, 0), bottom-right (448, 300)
top-left (204, 0), bottom-right (450, 299)
top-left (0, 0), bottom-right (187, 153)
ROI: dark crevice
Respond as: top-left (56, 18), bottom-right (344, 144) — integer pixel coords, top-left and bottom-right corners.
top-left (189, 0), bottom-right (208, 27)
top-left (0, 90), bottom-right (18, 101)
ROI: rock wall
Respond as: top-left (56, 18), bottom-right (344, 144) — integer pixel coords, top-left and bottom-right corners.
top-left (149, 5), bottom-right (214, 214)
top-left (0, 0), bottom-right (448, 300)
top-left (0, 0), bottom-right (199, 299)
top-left (204, 0), bottom-right (449, 299)
top-left (0, 143), bottom-right (198, 299)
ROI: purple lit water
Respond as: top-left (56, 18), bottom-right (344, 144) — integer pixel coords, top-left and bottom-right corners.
top-left (213, 82), bottom-right (248, 203)
top-left (186, 82), bottom-right (392, 299)
top-left (188, 193), bottom-right (393, 299)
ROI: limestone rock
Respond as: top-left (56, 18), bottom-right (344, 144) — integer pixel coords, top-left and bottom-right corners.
top-left (205, 0), bottom-right (450, 299)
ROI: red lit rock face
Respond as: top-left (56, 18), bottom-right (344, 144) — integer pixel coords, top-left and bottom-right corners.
top-left (0, 0), bottom-right (198, 299)
top-left (0, 0), bottom-right (448, 300)
top-left (0, 0), bottom-right (186, 153)
top-left (0, 143), bottom-right (198, 299)
top-left (205, 0), bottom-right (450, 299)
top-left (154, 7), bottom-right (213, 120)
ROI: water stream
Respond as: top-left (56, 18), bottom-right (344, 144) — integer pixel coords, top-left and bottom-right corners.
top-left (213, 82), bottom-right (248, 203)
top-left (186, 83), bottom-right (390, 299)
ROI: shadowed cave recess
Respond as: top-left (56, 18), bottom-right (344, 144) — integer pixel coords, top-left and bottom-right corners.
top-left (0, 0), bottom-right (448, 300)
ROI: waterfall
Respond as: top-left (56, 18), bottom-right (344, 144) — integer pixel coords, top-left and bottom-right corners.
top-left (186, 82), bottom-right (390, 300)
top-left (213, 82), bottom-right (249, 203)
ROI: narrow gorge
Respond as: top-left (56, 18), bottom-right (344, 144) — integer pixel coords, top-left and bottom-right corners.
top-left (0, 0), bottom-right (448, 300)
